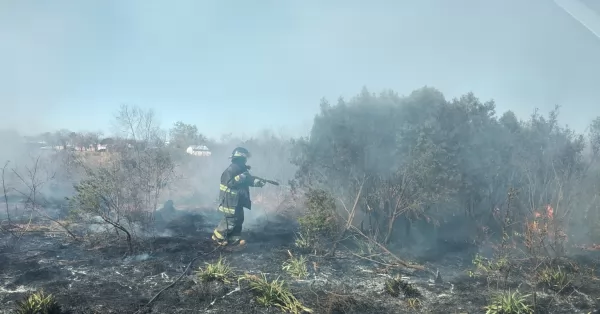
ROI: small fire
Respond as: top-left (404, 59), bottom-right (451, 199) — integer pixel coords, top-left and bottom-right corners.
top-left (528, 221), bottom-right (539, 232)
top-left (546, 205), bottom-right (554, 219)
top-left (533, 204), bottom-right (554, 220)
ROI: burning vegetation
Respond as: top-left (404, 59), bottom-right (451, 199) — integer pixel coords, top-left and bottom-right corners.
top-left (1, 87), bottom-right (600, 313)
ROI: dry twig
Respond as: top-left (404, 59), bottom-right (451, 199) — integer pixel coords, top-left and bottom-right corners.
top-left (134, 247), bottom-right (220, 313)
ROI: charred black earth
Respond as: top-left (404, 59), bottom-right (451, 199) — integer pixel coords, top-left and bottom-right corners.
top-left (1, 209), bottom-right (599, 314)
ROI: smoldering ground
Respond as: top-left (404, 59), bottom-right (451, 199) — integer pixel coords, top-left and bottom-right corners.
top-left (2, 203), bottom-right (600, 314)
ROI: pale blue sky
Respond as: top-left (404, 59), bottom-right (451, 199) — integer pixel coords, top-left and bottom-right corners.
top-left (2, 0), bottom-right (600, 139)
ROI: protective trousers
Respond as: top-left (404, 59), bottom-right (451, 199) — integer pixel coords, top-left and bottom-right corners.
top-left (213, 205), bottom-right (245, 244)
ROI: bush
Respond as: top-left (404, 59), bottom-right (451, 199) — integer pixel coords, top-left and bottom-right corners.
top-left (15, 290), bottom-right (62, 314)
top-left (484, 290), bottom-right (533, 314)
top-left (196, 256), bottom-right (234, 283)
top-left (282, 251), bottom-right (308, 279)
top-left (238, 273), bottom-right (312, 313)
top-left (296, 188), bottom-right (338, 251)
top-left (67, 105), bottom-right (176, 254)
top-left (470, 254), bottom-right (510, 276)
top-left (537, 266), bottom-right (572, 293)
top-left (384, 275), bottom-right (421, 298)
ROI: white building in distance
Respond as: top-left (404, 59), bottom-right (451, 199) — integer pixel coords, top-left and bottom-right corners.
top-left (186, 145), bottom-right (211, 157)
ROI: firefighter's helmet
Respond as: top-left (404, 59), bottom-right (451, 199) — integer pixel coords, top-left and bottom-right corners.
top-left (230, 147), bottom-right (251, 160)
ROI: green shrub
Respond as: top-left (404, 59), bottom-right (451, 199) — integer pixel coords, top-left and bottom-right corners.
top-left (297, 188), bottom-right (338, 251)
top-left (282, 251), bottom-right (308, 279)
top-left (15, 290), bottom-right (62, 314)
top-left (484, 290), bottom-right (533, 314)
top-left (538, 266), bottom-right (572, 292)
top-left (196, 256), bottom-right (234, 283)
top-left (238, 273), bottom-right (312, 313)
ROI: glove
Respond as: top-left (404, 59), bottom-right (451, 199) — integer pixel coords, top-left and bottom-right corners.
top-left (253, 178), bottom-right (266, 187)
top-left (237, 172), bottom-right (248, 182)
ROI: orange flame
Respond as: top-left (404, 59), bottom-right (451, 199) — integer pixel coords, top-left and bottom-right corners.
top-left (546, 205), bottom-right (554, 219)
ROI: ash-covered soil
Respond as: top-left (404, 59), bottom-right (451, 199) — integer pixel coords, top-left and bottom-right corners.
top-left (1, 210), bottom-right (599, 314)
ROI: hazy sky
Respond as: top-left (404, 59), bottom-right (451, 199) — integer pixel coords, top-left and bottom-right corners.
top-left (2, 0), bottom-right (600, 139)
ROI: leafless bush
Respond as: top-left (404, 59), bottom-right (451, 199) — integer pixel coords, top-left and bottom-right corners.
top-left (67, 105), bottom-right (176, 254)
top-left (1, 155), bottom-right (79, 249)
top-left (1, 161), bottom-right (15, 240)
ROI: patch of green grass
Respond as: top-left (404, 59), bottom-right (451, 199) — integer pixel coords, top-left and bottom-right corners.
top-left (484, 290), bottom-right (533, 314)
top-left (238, 273), bottom-right (313, 313)
top-left (196, 256), bottom-right (234, 283)
top-left (294, 232), bottom-right (312, 250)
top-left (538, 266), bottom-right (571, 292)
top-left (471, 254), bottom-right (509, 275)
top-left (15, 290), bottom-right (62, 314)
top-left (406, 297), bottom-right (421, 309)
top-left (384, 276), bottom-right (401, 297)
top-left (282, 251), bottom-right (308, 279)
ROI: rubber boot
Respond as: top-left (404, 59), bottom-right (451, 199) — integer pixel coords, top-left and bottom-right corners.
top-left (212, 234), bottom-right (228, 246)
top-left (226, 238), bottom-right (246, 251)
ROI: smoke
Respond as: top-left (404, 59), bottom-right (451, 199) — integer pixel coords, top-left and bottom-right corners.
top-left (0, 129), bottom-right (24, 166)
top-left (164, 129), bottom-right (298, 230)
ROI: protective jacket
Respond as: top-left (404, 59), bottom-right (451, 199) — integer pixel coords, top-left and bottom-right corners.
top-left (218, 162), bottom-right (257, 214)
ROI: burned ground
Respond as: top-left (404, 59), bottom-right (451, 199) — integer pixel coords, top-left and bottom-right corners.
top-left (1, 209), bottom-right (599, 314)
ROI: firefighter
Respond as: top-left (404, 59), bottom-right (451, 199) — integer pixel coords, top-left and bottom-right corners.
top-left (212, 147), bottom-right (266, 247)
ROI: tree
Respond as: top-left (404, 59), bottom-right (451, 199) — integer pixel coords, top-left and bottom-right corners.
top-left (292, 87), bottom-right (456, 245)
top-left (53, 129), bottom-right (72, 150)
top-left (589, 117), bottom-right (600, 160)
top-left (292, 87), bottom-right (591, 254)
top-left (69, 132), bottom-right (77, 147)
top-left (39, 132), bottom-right (53, 146)
top-left (169, 121), bottom-right (207, 149)
top-left (84, 131), bottom-right (104, 151)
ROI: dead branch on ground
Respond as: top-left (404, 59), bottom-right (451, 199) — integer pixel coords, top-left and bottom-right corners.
top-left (134, 247), bottom-right (220, 314)
top-left (328, 177), bottom-right (426, 272)
top-left (326, 175), bottom-right (365, 257)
